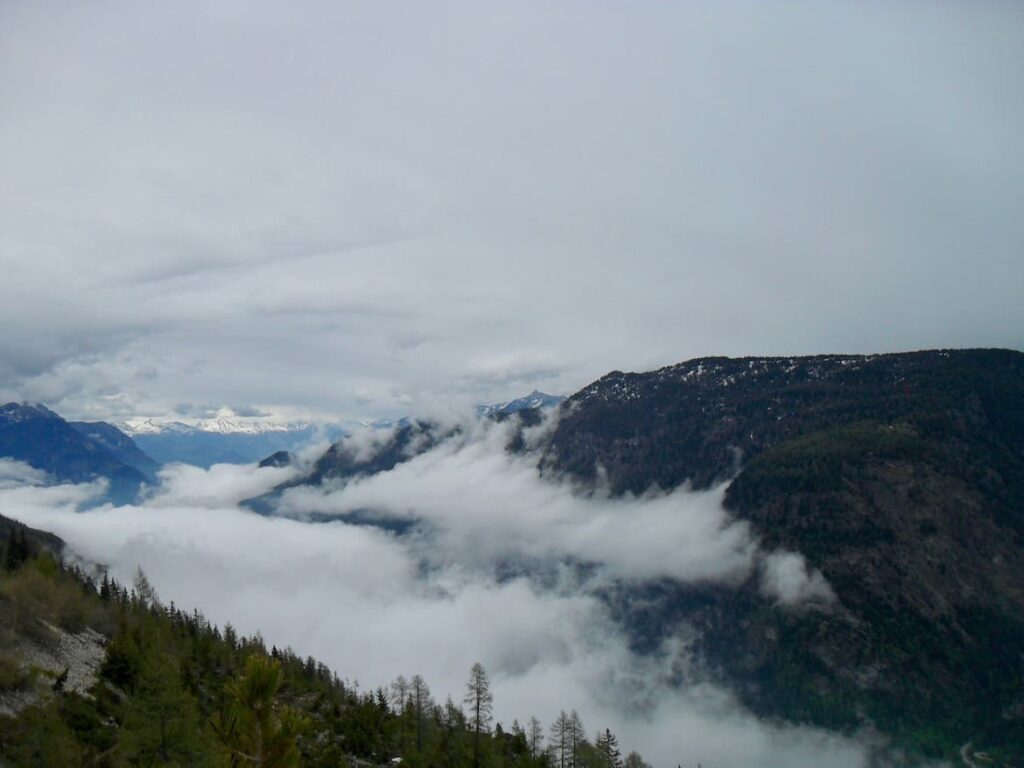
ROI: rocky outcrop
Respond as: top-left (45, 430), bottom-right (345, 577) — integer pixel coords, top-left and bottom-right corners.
top-left (0, 622), bottom-right (105, 717)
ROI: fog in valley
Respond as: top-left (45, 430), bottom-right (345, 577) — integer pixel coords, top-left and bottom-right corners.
top-left (1, 416), bottom-right (870, 767)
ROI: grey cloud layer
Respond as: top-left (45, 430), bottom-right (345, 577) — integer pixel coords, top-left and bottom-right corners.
top-left (1, 1), bottom-right (1022, 420)
top-left (274, 418), bottom-right (832, 600)
top-left (0, 441), bottom-right (867, 767)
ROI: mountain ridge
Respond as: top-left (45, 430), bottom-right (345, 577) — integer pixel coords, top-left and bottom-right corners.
top-left (259, 348), bottom-right (1024, 758)
top-left (542, 347), bottom-right (1024, 758)
top-left (0, 403), bottom-right (154, 505)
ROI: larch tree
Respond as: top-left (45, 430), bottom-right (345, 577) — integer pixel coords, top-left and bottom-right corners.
top-left (568, 710), bottom-right (585, 768)
top-left (118, 639), bottom-right (206, 765)
top-left (410, 673), bottom-right (432, 752)
top-left (463, 662), bottom-right (493, 768)
top-left (133, 566), bottom-right (159, 609)
top-left (390, 674), bottom-right (411, 754)
top-left (390, 674), bottom-right (410, 712)
top-left (528, 715), bottom-right (545, 760)
top-left (549, 710), bottom-right (571, 768)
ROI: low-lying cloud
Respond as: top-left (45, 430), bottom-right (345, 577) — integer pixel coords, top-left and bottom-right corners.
top-left (1, 423), bottom-right (868, 767)
top-left (760, 551), bottom-right (837, 607)
top-left (0, 458), bottom-right (49, 489)
top-left (278, 420), bottom-right (758, 585)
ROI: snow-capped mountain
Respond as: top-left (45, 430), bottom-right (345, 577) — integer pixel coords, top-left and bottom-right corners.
top-left (119, 417), bottom-right (313, 436)
top-left (119, 418), bottom-right (348, 468)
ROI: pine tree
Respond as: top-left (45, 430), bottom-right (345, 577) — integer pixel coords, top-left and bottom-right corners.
top-left (212, 654), bottom-right (307, 767)
top-left (595, 728), bottom-right (623, 768)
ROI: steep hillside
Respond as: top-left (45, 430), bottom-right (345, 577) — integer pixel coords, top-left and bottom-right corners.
top-left (69, 421), bottom-right (160, 480)
top-left (0, 542), bottom-right (651, 768)
top-left (243, 420), bottom-right (453, 516)
top-left (0, 514), bottom-right (64, 562)
top-left (544, 349), bottom-right (1024, 760)
top-left (0, 404), bottom-right (151, 505)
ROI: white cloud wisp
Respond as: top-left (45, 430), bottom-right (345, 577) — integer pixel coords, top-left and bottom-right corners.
top-left (0, 420), bottom-right (865, 767)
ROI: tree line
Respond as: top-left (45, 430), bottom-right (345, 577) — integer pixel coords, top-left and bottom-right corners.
top-left (0, 540), bottom-right (660, 767)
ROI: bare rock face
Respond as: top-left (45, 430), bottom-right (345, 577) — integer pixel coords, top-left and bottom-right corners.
top-left (0, 622), bottom-right (106, 717)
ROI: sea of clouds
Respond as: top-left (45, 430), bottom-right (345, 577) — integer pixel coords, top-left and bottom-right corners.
top-left (1, 417), bottom-right (874, 767)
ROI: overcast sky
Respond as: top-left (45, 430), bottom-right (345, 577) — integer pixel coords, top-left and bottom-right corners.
top-left (2, 1), bottom-right (1022, 422)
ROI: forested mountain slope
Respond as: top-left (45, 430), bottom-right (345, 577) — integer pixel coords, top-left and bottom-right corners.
top-left (543, 349), bottom-right (1024, 760)
top-left (0, 531), bottom-right (648, 768)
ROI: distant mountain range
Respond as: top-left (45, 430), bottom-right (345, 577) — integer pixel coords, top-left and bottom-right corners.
top-left (118, 393), bottom-right (563, 468)
top-left (123, 420), bottom-right (347, 468)
top-left (120, 416), bottom-right (317, 436)
top-left (0, 403), bottom-right (155, 504)
top-left (0, 392), bottom-right (565, 493)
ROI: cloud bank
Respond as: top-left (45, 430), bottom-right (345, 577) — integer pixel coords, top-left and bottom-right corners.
top-left (2, 1), bottom-right (1022, 421)
top-left (0, 421), bottom-right (870, 767)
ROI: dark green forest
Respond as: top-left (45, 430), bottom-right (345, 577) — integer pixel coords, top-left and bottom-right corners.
top-left (0, 528), bottom-right (652, 768)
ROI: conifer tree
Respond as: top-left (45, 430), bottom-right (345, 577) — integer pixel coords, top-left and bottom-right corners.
top-left (595, 727), bottom-right (623, 768)
top-left (568, 710), bottom-right (585, 768)
top-left (410, 673), bottom-right (432, 752)
top-left (119, 643), bottom-right (205, 765)
top-left (391, 674), bottom-right (411, 754)
top-left (464, 662), bottom-right (493, 768)
top-left (99, 572), bottom-right (112, 603)
top-left (528, 715), bottom-right (545, 760)
top-left (390, 674), bottom-right (410, 710)
top-left (550, 711), bottom-right (571, 768)
top-left (4, 527), bottom-right (29, 571)
top-left (212, 654), bottom-right (307, 767)
top-left (441, 696), bottom-right (470, 768)
top-left (133, 566), bottom-right (159, 608)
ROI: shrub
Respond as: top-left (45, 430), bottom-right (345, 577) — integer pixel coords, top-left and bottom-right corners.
top-left (0, 649), bottom-right (29, 691)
